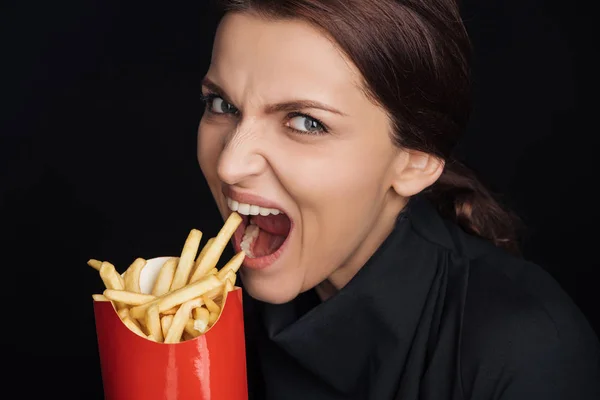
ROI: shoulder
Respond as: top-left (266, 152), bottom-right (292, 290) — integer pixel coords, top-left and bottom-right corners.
top-left (459, 249), bottom-right (600, 399)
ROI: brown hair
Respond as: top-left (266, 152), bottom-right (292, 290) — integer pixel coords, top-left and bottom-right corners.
top-left (215, 0), bottom-right (522, 254)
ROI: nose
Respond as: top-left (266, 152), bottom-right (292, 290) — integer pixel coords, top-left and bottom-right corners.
top-left (217, 119), bottom-right (268, 186)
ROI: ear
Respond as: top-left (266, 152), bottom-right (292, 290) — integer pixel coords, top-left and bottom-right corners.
top-left (391, 150), bottom-right (444, 197)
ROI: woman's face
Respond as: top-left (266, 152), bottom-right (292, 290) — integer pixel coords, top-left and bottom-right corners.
top-left (198, 13), bottom-right (416, 304)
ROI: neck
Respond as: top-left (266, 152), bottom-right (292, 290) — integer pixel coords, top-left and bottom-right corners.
top-left (315, 192), bottom-right (408, 301)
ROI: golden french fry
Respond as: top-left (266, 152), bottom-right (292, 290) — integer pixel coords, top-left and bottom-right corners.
top-left (87, 259), bottom-right (103, 271)
top-left (117, 308), bottom-right (144, 331)
top-left (129, 274), bottom-right (223, 319)
top-left (224, 270), bottom-right (237, 287)
top-left (225, 278), bottom-right (234, 293)
top-left (190, 213), bottom-right (242, 282)
top-left (208, 311), bottom-right (219, 325)
top-left (162, 306), bottom-right (179, 315)
top-left (192, 307), bottom-right (210, 333)
top-left (124, 258), bottom-right (146, 293)
top-left (122, 316), bottom-right (146, 338)
top-left (161, 315), bottom-right (174, 338)
top-left (104, 289), bottom-right (156, 306)
top-left (191, 238), bottom-right (215, 276)
top-left (185, 319), bottom-right (203, 338)
top-left (207, 268), bottom-right (218, 276)
top-left (151, 257), bottom-right (178, 296)
top-left (145, 304), bottom-right (163, 343)
top-left (92, 294), bottom-right (109, 302)
top-left (99, 262), bottom-right (126, 309)
top-left (202, 295), bottom-right (220, 314)
top-left (147, 335), bottom-right (157, 342)
top-left (165, 298), bottom-right (203, 343)
top-left (170, 229), bottom-right (203, 291)
top-left (99, 262), bottom-right (124, 290)
top-left (216, 251), bottom-right (245, 281)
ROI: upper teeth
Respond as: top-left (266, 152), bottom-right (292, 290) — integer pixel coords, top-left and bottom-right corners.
top-left (226, 197), bottom-right (281, 216)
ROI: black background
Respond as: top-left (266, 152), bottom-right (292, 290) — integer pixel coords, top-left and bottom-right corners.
top-left (1, 0), bottom-right (597, 398)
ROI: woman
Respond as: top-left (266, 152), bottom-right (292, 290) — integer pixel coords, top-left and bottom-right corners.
top-left (197, 0), bottom-right (600, 399)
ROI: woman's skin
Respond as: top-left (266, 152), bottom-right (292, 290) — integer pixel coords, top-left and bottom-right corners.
top-left (197, 13), bottom-right (443, 304)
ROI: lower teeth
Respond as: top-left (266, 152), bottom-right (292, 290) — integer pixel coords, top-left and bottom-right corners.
top-left (240, 224), bottom-right (260, 258)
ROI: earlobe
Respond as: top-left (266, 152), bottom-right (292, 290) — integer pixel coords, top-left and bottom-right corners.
top-left (391, 151), bottom-right (444, 197)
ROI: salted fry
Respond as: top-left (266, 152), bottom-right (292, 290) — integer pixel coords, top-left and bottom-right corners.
top-left (202, 295), bottom-right (220, 314)
top-left (161, 315), bottom-right (174, 338)
top-left (209, 311), bottom-right (219, 325)
top-left (165, 298), bottom-right (202, 343)
top-left (129, 274), bottom-right (223, 319)
top-left (124, 258), bottom-right (146, 293)
top-left (145, 304), bottom-right (163, 343)
top-left (207, 268), bottom-right (218, 276)
top-left (92, 294), bottom-right (109, 302)
top-left (151, 257), bottom-right (178, 296)
top-left (190, 213), bottom-right (242, 282)
top-left (216, 251), bottom-right (245, 281)
top-left (87, 259), bottom-right (103, 271)
top-left (170, 229), bottom-right (203, 291)
top-left (104, 289), bottom-right (156, 306)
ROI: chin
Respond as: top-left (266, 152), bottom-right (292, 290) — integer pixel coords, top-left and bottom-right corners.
top-left (240, 272), bottom-right (302, 304)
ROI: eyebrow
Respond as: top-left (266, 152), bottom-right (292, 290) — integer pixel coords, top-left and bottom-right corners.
top-left (201, 77), bottom-right (347, 116)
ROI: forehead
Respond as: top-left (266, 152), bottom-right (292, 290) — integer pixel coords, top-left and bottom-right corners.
top-left (208, 12), bottom-right (363, 102)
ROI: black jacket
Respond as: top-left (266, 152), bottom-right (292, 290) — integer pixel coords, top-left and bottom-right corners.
top-left (243, 196), bottom-right (600, 399)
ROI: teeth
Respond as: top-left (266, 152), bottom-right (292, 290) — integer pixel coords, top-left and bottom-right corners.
top-left (226, 197), bottom-right (282, 216)
top-left (240, 224), bottom-right (260, 258)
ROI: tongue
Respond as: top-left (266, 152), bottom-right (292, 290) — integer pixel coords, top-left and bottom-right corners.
top-left (251, 229), bottom-right (287, 258)
top-left (250, 214), bottom-right (291, 236)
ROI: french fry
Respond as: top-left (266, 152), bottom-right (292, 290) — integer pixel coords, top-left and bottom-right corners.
top-left (208, 311), bottom-right (219, 326)
top-left (145, 304), bottom-right (163, 343)
top-left (207, 268), bottom-right (218, 276)
top-left (216, 250), bottom-right (245, 281)
top-left (151, 257), bottom-right (178, 296)
top-left (170, 229), bottom-right (203, 291)
top-left (202, 295), bottom-right (220, 314)
top-left (99, 262), bottom-right (124, 290)
top-left (92, 294), bottom-right (109, 302)
top-left (192, 307), bottom-right (210, 333)
top-left (161, 315), bottom-right (174, 338)
top-left (189, 213), bottom-right (242, 283)
top-left (191, 237), bottom-right (215, 276)
top-left (124, 258), bottom-right (146, 293)
top-left (223, 270), bottom-right (237, 287)
top-left (118, 308), bottom-right (144, 332)
top-left (104, 289), bottom-right (156, 306)
top-left (165, 298), bottom-right (203, 344)
top-left (122, 316), bottom-right (147, 338)
top-left (99, 262), bottom-right (126, 309)
top-left (129, 274), bottom-right (223, 319)
top-left (185, 319), bottom-right (203, 337)
top-left (87, 259), bottom-right (103, 271)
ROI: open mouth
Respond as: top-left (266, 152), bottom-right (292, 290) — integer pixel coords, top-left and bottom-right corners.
top-left (227, 197), bottom-right (292, 269)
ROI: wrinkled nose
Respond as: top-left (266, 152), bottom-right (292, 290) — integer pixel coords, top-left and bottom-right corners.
top-left (217, 122), bottom-right (268, 187)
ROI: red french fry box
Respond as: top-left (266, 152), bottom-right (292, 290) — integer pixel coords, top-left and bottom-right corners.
top-left (93, 257), bottom-right (248, 400)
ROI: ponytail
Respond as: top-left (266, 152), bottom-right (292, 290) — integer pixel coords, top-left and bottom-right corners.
top-left (425, 160), bottom-right (523, 255)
